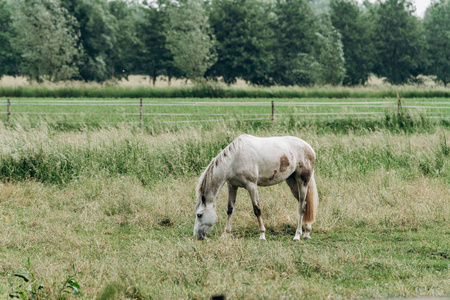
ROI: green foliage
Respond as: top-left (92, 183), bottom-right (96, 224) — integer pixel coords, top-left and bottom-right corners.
top-left (312, 14), bottom-right (346, 85)
top-left (330, 0), bottom-right (373, 85)
top-left (10, 0), bottom-right (80, 83)
top-left (135, 1), bottom-right (177, 86)
top-left (0, 0), bottom-right (19, 78)
top-left (108, 0), bottom-right (139, 79)
top-left (1, 0), bottom-right (449, 86)
top-left (372, 0), bottom-right (427, 84)
top-left (75, 0), bottom-right (119, 82)
top-left (8, 259), bottom-right (81, 299)
top-left (270, 0), bottom-right (317, 86)
top-left (209, 0), bottom-right (273, 86)
top-left (424, 0), bottom-right (450, 86)
top-left (60, 0), bottom-right (136, 82)
top-left (165, 0), bottom-right (217, 82)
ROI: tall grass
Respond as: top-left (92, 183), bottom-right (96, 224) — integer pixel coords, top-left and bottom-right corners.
top-left (0, 124), bottom-right (232, 184)
top-left (1, 85), bottom-right (450, 98)
top-left (0, 122), bottom-right (448, 186)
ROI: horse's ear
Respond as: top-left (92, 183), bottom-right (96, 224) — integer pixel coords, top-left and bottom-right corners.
top-left (201, 195), bottom-right (206, 204)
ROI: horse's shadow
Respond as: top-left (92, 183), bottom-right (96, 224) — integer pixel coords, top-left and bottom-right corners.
top-left (225, 223), bottom-right (297, 240)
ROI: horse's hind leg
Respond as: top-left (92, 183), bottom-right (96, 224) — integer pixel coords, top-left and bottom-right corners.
top-left (293, 183), bottom-right (308, 241)
top-left (287, 174), bottom-right (309, 241)
top-left (304, 223), bottom-right (312, 239)
top-left (224, 183), bottom-right (238, 235)
top-left (287, 176), bottom-right (312, 240)
top-left (286, 175), bottom-right (300, 201)
top-left (246, 183), bottom-right (266, 240)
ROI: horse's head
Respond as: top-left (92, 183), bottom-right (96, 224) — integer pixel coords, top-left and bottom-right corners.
top-left (193, 199), bottom-right (218, 240)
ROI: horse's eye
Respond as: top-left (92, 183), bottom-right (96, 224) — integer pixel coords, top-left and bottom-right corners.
top-left (197, 213), bottom-right (203, 218)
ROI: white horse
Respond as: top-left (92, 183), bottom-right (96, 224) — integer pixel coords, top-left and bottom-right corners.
top-left (193, 134), bottom-right (318, 241)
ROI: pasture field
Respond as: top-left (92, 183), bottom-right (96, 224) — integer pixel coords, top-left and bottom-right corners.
top-left (0, 115), bottom-right (449, 299)
top-left (1, 97), bottom-right (449, 132)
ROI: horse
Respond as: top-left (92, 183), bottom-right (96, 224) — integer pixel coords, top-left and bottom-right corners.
top-left (193, 134), bottom-right (318, 241)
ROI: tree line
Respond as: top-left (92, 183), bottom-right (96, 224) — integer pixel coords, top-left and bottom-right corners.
top-left (0, 0), bottom-right (449, 86)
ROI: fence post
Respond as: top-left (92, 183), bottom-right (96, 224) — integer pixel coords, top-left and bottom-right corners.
top-left (140, 98), bottom-right (143, 127)
top-left (7, 98), bottom-right (10, 127)
top-left (271, 101), bottom-right (274, 122)
top-left (397, 93), bottom-right (402, 117)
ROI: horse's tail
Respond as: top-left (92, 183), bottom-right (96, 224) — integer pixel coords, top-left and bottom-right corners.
top-left (303, 172), bottom-right (318, 224)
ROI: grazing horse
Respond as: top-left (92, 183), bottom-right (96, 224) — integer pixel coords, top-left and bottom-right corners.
top-left (193, 134), bottom-right (318, 241)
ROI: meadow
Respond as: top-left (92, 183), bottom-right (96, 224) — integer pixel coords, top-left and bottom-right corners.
top-left (0, 117), bottom-right (449, 299)
top-left (0, 87), bottom-right (449, 299)
top-left (1, 96), bottom-right (449, 133)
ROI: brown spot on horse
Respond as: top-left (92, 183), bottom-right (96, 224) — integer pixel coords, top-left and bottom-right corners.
top-left (304, 147), bottom-right (316, 167)
top-left (279, 154), bottom-right (290, 172)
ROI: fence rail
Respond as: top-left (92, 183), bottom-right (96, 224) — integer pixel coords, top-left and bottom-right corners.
top-left (1, 98), bottom-right (449, 126)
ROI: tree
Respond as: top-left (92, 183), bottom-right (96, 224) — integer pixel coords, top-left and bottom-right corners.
top-left (330, 0), bottom-right (373, 85)
top-left (209, 0), bottom-right (272, 86)
top-left (60, 0), bottom-right (133, 82)
top-left (0, 0), bottom-right (18, 78)
top-left (10, 0), bottom-right (80, 82)
top-left (135, 0), bottom-right (176, 86)
top-left (424, 0), bottom-right (450, 86)
top-left (271, 0), bottom-right (317, 86)
top-left (312, 14), bottom-right (346, 85)
top-left (77, 0), bottom-right (118, 82)
top-left (108, 0), bottom-right (139, 79)
top-left (372, 0), bottom-right (426, 84)
top-left (165, 0), bottom-right (217, 82)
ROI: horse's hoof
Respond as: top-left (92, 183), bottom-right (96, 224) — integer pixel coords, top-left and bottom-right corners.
top-left (303, 236), bottom-right (311, 240)
top-left (221, 232), bottom-right (231, 239)
top-left (293, 237), bottom-right (301, 241)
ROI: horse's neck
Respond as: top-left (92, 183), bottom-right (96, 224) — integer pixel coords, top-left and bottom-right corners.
top-left (204, 161), bottom-right (228, 202)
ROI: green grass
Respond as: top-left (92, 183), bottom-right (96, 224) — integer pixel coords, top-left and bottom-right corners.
top-left (0, 122), bottom-right (449, 185)
top-left (1, 85), bottom-right (450, 98)
top-left (0, 121), bottom-right (449, 299)
top-left (1, 97), bottom-right (449, 132)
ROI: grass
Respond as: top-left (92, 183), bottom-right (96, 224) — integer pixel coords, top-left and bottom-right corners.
top-left (0, 121), bottom-right (449, 299)
top-left (0, 118), bottom-right (448, 185)
top-left (0, 96), bottom-right (449, 132)
top-left (1, 74), bottom-right (450, 99)
top-left (1, 85), bottom-right (450, 99)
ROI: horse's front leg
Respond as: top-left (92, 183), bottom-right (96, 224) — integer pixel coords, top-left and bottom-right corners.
top-left (246, 183), bottom-right (266, 240)
top-left (224, 183), bottom-right (238, 236)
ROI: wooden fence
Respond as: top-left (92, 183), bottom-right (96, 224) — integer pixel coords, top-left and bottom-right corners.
top-left (1, 98), bottom-right (449, 126)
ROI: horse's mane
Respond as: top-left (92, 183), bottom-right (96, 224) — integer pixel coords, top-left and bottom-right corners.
top-left (195, 135), bottom-right (246, 210)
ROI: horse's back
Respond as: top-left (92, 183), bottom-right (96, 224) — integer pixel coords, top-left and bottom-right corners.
top-left (228, 135), bottom-right (314, 186)
top-left (237, 134), bottom-right (313, 158)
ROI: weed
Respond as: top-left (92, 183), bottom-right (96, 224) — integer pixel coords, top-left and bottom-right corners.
top-left (8, 259), bottom-right (81, 299)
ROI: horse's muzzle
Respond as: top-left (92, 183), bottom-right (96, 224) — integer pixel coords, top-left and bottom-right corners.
top-left (195, 230), bottom-right (206, 240)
